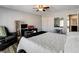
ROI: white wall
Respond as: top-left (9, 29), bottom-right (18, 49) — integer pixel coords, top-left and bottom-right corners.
top-left (0, 7), bottom-right (42, 32)
top-left (42, 9), bottom-right (79, 33)
top-left (0, 7), bottom-right (79, 33)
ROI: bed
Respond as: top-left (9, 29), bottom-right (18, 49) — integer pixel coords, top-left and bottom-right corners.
top-left (17, 32), bottom-right (66, 53)
top-left (64, 32), bottom-right (79, 53)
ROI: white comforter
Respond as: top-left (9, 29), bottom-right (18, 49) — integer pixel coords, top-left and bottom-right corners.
top-left (17, 32), bottom-right (66, 53)
top-left (64, 32), bottom-right (79, 53)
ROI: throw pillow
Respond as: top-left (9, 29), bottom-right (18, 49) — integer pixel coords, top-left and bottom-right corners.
top-left (0, 26), bottom-right (7, 37)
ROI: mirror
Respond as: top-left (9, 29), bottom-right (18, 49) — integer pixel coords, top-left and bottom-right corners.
top-left (54, 17), bottom-right (64, 27)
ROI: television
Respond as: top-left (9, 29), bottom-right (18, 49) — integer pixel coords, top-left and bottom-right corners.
top-left (21, 24), bottom-right (27, 28)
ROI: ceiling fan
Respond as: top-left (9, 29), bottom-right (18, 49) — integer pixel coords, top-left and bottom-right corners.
top-left (33, 5), bottom-right (49, 12)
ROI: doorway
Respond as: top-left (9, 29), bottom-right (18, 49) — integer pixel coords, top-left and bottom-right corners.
top-left (69, 14), bottom-right (78, 32)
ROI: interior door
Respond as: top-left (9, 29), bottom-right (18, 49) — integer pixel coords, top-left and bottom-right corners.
top-left (69, 14), bottom-right (77, 32)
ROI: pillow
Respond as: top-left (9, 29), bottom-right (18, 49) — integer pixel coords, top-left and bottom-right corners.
top-left (0, 26), bottom-right (7, 37)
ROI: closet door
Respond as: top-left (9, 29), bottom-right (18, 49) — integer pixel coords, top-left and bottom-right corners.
top-left (42, 16), bottom-right (54, 31)
top-left (42, 16), bottom-right (49, 31)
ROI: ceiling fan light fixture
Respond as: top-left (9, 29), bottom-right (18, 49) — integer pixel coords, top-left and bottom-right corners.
top-left (38, 8), bottom-right (43, 11)
top-left (34, 5), bottom-right (49, 12)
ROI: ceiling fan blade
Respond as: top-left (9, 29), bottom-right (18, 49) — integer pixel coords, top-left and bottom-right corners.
top-left (44, 7), bottom-right (49, 9)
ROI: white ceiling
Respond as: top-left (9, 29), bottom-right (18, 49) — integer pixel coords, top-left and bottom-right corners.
top-left (1, 5), bottom-right (79, 16)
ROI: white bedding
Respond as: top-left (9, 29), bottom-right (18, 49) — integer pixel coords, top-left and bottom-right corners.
top-left (64, 32), bottom-right (79, 53)
top-left (67, 32), bottom-right (79, 36)
top-left (17, 32), bottom-right (66, 53)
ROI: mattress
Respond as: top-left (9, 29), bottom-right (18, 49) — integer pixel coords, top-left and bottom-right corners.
top-left (17, 32), bottom-right (66, 53)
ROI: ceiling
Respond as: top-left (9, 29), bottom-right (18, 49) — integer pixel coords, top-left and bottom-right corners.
top-left (1, 5), bottom-right (79, 16)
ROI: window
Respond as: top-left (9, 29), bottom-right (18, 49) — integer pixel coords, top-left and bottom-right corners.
top-left (60, 20), bottom-right (64, 27)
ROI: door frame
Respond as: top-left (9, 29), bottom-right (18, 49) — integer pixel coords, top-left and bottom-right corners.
top-left (68, 14), bottom-right (77, 32)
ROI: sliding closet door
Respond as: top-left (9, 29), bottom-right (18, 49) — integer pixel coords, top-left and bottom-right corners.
top-left (42, 16), bottom-right (49, 31)
top-left (42, 16), bottom-right (54, 31)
